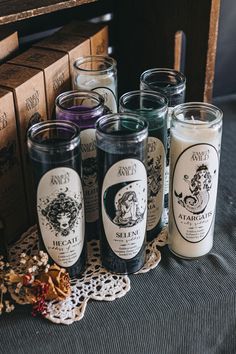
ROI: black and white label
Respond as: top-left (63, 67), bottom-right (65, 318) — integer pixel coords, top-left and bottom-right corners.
top-left (74, 74), bottom-right (117, 112)
top-left (92, 87), bottom-right (117, 113)
top-left (102, 159), bottom-right (147, 260)
top-left (80, 128), bottom-right (98, 223)
top-left (164, 107), bottom-right (172, 197)
top-left (37, 167), bottom-right (85, 267)
top-left (147, 137), bottom-right (165, 231)
top-left (172, 144), bottom-right (219, 243)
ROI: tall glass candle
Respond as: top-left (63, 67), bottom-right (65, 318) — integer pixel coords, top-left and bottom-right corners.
top-left (27, 120), bottom-right (86, 277)
top-left (73, 55), bottom-right (117, 113)
top-left (140, 68), bottom-right (186, 224)
top-left (96, 113), bottom-right (148, 274)
top-left (56, 90), bottom-right (108, 240)
top-left (168, 103), bottom-right (223, 258)
top-left (119, 90), bottom-right (168, 241)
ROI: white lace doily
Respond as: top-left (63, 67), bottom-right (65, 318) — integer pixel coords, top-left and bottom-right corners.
top-left (8, 226), bottom-right (168, 325)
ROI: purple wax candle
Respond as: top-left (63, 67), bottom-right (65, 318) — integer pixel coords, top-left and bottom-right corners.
top-left (56, 90), bottom-right (108, 240)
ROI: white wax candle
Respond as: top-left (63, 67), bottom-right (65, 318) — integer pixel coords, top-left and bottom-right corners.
top-left (169, 119), bottom-right (222, 258)
top-left (74, 72), bottom-right (117, 113)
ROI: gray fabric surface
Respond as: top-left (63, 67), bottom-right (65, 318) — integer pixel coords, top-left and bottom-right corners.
top-left (0, 95), bottom-right (236, 354)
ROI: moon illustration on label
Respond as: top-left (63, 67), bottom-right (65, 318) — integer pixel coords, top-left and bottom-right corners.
top-left (103, 181), bottom-right (146, 227)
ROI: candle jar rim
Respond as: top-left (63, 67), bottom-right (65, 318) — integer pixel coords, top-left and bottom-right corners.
top-left (56, 90), bottom-right (105, 116)
top-left (140, 68), bottom-right (186, 94)
top-left (74, 55), bottom-right (117, 75)
top-left (172, 102), bottom-right (223, 127)
top-left (119, 90), bottom-right (168, 116)
top-left (95, 113), bottom-right (148, 141)
top-left (27, 120), bottom-right (80, 152)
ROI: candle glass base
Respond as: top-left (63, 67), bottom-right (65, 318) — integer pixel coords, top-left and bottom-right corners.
top-left (168, 245), bottom-right (213, 260)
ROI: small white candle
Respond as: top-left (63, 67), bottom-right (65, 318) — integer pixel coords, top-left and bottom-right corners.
top-left (73, 56), bottom-right (117, 113)
top-left (75, 72), bottom-right (117, 113)
top-left (168, 103), bottom-right (223, 258)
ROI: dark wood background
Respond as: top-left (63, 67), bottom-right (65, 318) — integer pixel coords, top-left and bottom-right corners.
top-left (0, 0), bottom-right (221, 102)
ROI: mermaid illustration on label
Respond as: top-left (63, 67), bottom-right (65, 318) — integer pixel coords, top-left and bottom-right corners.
top-left (113, 191), bottom-right (145, 227)
top-left (39, 192), bottom-right (82, 236)
top-left (147, 155), bottom-right (162, 199)
top-left (174, 164), bottom-right (216, 214)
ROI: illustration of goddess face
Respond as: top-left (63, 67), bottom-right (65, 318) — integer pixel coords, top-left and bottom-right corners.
top-left (148, 174), bottom-right (160, 195)
top-left (147, 157), bottom-right (162, 197)
top-left (83, 157), bottom-right (97, 187)
top-left (56, 212), bottom-right (71, 230)
top-left (112, 190), bottom-right (145, 227)
top-left (175, 164), bottom-right (213, 215)
top-left (41, 193), bottom-right (82, 236)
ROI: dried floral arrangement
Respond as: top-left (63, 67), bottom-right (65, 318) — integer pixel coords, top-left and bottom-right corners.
top-left (0, 251), bottom-right (71, 317)
top-left (0, 225), bottom-right (167, 324)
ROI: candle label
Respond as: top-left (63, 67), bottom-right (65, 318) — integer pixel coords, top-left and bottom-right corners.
top-left (164, 108), bottom-right (172, 195)
top-left (147, 137), bottom-right (165, 231)
top-left (92, 87), bottom-right (117, 113)
top-left (37, 167), bottom-right (85, 267)
top-left (163, 108), bottom-right (172, 224)
top-left (172, 143), bottom-right (219, 243)
top-left (80, 129), bottom-right (98, 223)
top-left (102, 158), bottom-right (147, 259)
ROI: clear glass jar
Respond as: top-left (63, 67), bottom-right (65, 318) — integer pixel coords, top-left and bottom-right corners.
top-left (27, 120), bottom-right (86, 277)
top-left (119, 90), bottom-right (168, 241)
top-left (168, 102), bottom-right (223, 258)
top-left (140, 68), bottom-right (186, 225)
top-left (96, 113), bottom-right (148, 274)
top-left (56, 90), bottom-right (108, 240)
top-left (140, 68), bottom-right (186, 107)
top-left (73, 55), bottom-right (117, 113)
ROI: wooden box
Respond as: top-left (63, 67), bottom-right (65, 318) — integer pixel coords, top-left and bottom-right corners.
top-left (0, 88), bottom-right (28, 249)
top-left (34, 32), bottom-right (90, 79)
top-left (0, 64), bottom-right (48, 225)
top-left (59, 21), bottom-right (108, 56)
top-left (9, 47), bottom-right (71, 119)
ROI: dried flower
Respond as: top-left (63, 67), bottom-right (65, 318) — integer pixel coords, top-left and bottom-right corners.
top-left (5, 300), bottom-right (15, 313)
top-left (37, 264), bottom-right (71, 301)
top-left (0, 256), bottom-right (15, 315)
top-left (0, 250), bottom-right (71, 318)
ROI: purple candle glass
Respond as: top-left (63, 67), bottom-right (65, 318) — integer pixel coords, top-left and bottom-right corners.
top-left (56, 90), bottom-right (109, 240)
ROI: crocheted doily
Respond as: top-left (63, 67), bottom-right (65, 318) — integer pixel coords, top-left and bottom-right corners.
top-left (8, 226), bottom-right (168, 325)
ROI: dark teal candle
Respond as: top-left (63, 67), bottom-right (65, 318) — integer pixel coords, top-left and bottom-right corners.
top-left (119, 90), bottom-right (168, 241)
top-left (140, 69), bottom-right (186, 225)
top-left (96, 113), bottom-right (148, 274)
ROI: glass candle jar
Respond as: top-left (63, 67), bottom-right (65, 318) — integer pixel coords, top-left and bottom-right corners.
top-left (168, 103), bottom-right (223, 258)
top-left (119, 90), bottom-right (168, 241)
top-left (27, 120), bottom-right (86, 278)
top-left (96, 113), bottom-right (148, 274)
top-left (56, 90), bottom-right (108, 240)
top-left (140, 68), bottom-right (186, 224)
top-left (73, 55), bottom-right (117, 113)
